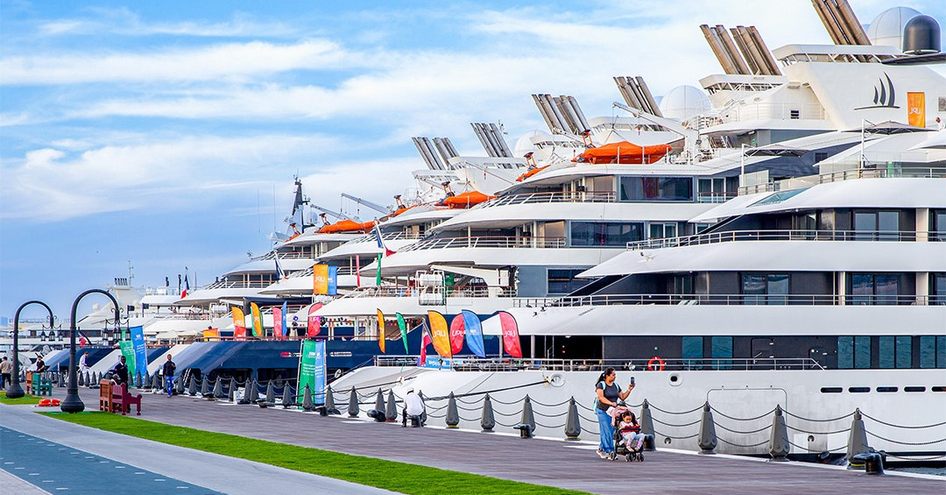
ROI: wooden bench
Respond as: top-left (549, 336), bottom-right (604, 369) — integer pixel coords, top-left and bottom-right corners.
top-left (25, 372), bottom-right (33, 394)
top-left (25, 372), bottom-right (53, 396)
top-left (110, 383), bottom-right (142, 416)
top-left (99, 380), bottom-right (114, 412)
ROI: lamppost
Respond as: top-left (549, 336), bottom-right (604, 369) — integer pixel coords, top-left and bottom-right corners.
top-left (6, 301), bottom-right (55, 399)
top-left (61, 289), bottom-right (120, 413)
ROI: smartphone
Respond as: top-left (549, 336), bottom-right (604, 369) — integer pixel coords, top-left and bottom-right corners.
top-left (630, 376), bottom-right (636, 386)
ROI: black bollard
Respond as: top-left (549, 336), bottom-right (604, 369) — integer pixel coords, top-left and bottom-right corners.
top-left (212, 377), bottom-right (224, 399)
top-left (248, 379), bottom-right (260, 403)
top-left (372, 388), bottom-right (386, 421)
top-left (639, 400), bottom-right (656, 451)
top-left (481, 394), bottom-right (496, 432)
top-left (324, 386), bottom-right (340, 415)
top-left (564, 397), bottom-right (581, 440)
top-left (302, 384), bottom-right (314, 411)
top-left (347, 387), bottom-right (359, 417)
top-left (846, 409), bottom-right (870, 461)
top-left (446, 392), bottom-right (460, 428)
top-left (263, 380), bottom-right (275, 406)
top-left (151, 371), bottom-right (161, 392)
top-left (516, 395), bottom-right (536, 438)
top-left (135, 371), bottom-right (142, 389)
top-left (78, 371), bottom-right (85, 387)
top-left (385, 390), bottom-right (398, 422)
top-left (200, 375), bottom-right (210, 398)
top-left (698, 402), bottom-right (717, 454)
top-left (228, 377), bottom-right (237, 403)
top-left (864, 452), bottom-right (885, 475)
top-left (769, 405), bottom-right (790, 461)
top-left (175, 375), bottom-right (185, 395)
top-left (188, 374), bottom-right (198, 396)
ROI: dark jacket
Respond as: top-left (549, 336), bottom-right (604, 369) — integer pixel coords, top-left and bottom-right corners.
top-left (114, 362), bottom-right (128, 385)
top-left (162, 360), bottom-right (176, 377)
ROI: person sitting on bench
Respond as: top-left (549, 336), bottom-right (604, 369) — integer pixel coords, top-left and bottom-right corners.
top-left (401, 388), bottom-right (426, 427)
top-left (112, 356), bottom-right (129, 387)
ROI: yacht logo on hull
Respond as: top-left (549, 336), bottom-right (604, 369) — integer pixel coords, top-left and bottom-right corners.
top-left (855, 73), bottom-right (899, 110)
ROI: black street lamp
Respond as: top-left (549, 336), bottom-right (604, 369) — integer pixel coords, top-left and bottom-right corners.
top-left (61, 289), bottom-right (120, 413)
top-left (6, 301), bottom-right (55, 399)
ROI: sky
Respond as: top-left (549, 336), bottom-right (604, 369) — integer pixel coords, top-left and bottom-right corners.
top-left (1, 0), bottom-right (943, 321)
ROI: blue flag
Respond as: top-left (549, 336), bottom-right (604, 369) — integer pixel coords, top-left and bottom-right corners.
top-left (460, 310), bottom-right (486, 358)
top-left (280, 301), bottom-right (288, 337)
top-left (130, 326), bottom-right (147, 378)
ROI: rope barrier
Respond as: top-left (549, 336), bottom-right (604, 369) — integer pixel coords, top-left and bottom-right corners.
top-left (654, 430), bottom-right (699, 440)
top-left (865, 431), bottom-right (946, 446)
top-left (784, 424), bottom-right (850, 436)
top-left (860, 412), bottom-right (946, 430)
top-left (711, 407), bottom-right (776, 422)
top-left (651, 417), bottom-right (702, 428)
top-left (782, 409), bottom-right (854, 423)
top-left (787, 440), bottom-right (847, 453)
top-left (529, 398), bottom-right (571, 408)
top-left (531, 409), bottom-right (568, 419)
top-left (717, 437), bottom-right (770, 448)
top-left (715, 422), bottom-right (773, 435)
top-left (648, 403), bottom-right (704, 416)
top-left (535, 421), bottom-right (567, 429)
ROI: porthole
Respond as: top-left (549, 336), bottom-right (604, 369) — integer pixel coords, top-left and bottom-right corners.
top-left (669, 374), bottom-right (681, 387)
top-left (820, 387), bottom-right (842, 393)
top-left (876, 386), bottom-right (898, 393)
top-left (931, 386), bottom-right (946, 392)
top-left (848, 387), bottom-right (870, 393)
top-left (904, 386), bottom-right (926, 392)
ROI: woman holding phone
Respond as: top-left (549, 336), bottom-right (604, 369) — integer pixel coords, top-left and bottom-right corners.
top-left (594, 367), bottom-right (634, 459)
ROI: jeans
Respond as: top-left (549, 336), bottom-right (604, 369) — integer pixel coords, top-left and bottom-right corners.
top-left (1, 373), bottom-right (9, 389)
top-left (165, 376), bottom-right (175, 397)
top-left (622, 432), bottom-right (644, 449)
top-left (596, 408), bottom-right (615, 453)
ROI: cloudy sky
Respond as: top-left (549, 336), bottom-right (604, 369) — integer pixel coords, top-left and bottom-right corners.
top-left (1, 0), bottom-right (942, 320)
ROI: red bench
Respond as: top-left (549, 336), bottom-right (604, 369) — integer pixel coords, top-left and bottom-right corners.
top-left (110, 383), bottom-right (142, 416)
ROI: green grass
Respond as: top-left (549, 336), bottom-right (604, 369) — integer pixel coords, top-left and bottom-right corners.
top-left (44, 412), bottom-right (589, 495)
top-left (0, 391), bottom-right (43, 405)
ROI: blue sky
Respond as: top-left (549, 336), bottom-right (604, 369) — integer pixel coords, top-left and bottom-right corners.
top-left (1, 0), bottom-right (943, 320)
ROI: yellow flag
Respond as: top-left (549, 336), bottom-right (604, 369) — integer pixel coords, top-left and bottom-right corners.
top-left (427, 310), bottom-right (452, 358)
top-left (376, 309), bottom-right (386, 353)
top-left (250, 302), bottom-right (263, 338)
top-left (313, 264), bottom-right (329, 295)
top-left (231, 306), bottom-right (247, 339)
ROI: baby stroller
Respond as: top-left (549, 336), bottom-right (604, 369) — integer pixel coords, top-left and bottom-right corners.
top-left (609, 404), bottom-right (645, 462)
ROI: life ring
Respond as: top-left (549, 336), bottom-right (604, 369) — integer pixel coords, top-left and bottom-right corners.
top-left (647, 356), bottom-right (665, 371)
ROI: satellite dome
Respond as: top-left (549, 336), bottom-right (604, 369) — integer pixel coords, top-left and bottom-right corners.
top-left (513, 130), bottom-right (548, 157)
top-left (866, 7), bottom-right (922, 50)
top-left (903, 15), bottom-right (941, 54)
top-left (658, 85), bottom-right (712, 121)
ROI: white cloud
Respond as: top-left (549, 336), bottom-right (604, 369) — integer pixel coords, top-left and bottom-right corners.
top-left (37, 9), bottom-right (301, 38)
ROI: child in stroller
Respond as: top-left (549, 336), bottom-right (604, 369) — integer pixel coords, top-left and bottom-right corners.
top-left (608, 404), bottom-right (645, 462)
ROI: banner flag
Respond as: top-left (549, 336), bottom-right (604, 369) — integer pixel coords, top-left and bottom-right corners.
top-left (376, 308), bottom-right (386, 353)
top-left (298, 340), bottom-right (327, 406)
top-left (396, 312), bottom-right (409, 354)
top-left (461, 310), bottom-right (486, 358)
top-left (419, 321), bottom-right (432, 366)
top-left (130, 325), bottom-right (147, 379)
top-left (232, 306), bottom-right (247, 340)
top-left (273, 306), bottom-right (284, 340)
top-left (119, 340), bottom-right (136, 380)
top-left (306, 303), bottom-right (323, 337)
top-left (250, 302), bottom-right (263, 338)
top-left (280, 301), bottom-right (288, 339)
top-left (427, 310), bottom-right (452, 358)
top-left (355, 255), bottom-right (361, 287)
top-left (449, 314), bottom-right (465, 355)
top-left (375, 254), bottom-right (382, 286)
top-left (497, 311), bottom-right (523, 358)
top-left (907, 92), bottom-right (926, 128)
top-left (328, 266), bottom-right (338, 295)
top-left (313, 264), bottom-right (329, 295)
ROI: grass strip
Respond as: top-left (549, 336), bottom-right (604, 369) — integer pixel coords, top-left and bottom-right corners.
top-left (44, 412), bottom-right (589, 495)
top-left (0, 391), bottom-right (42, 405)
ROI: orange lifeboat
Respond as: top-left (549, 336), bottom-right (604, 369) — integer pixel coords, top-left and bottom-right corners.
top-left (575, 141), bottom-right (671, 165)
top-left (318, 219), bottom-right (376, 234)
top-left (442, 191), bottom-right (494, 208)
top-left (516, 165), bottom-right (550, 182)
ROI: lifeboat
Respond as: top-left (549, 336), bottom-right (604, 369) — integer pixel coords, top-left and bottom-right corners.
top-left (318, 219), bottom-right (376, 234)
top-left (516, 165), bottom-right (550, 182)
top-left (575, 141), bottom-right (671, 164)
top-left (441, 190), bottom-right (494, 208)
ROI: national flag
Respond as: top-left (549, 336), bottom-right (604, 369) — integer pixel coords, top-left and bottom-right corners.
top-left (396, 312), bottom-right (409, 354)
top-left (418, 321), bottom-right (433, 366)
top-left (374, 223), bottom-right (396, 257)
top-left (376, 309), bottom-right (386, 353)
top-left (181, 274), bottom-right (190, 298)
top-left (426, 310), bottom-right (452, 359)
top-left (274, 255), bottom-right (284, 281)
top-left (78, 330), bottom-right (89, 347)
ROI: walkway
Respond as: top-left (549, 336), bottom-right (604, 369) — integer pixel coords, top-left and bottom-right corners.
top-left (0, 403), bottom-right (396, 495)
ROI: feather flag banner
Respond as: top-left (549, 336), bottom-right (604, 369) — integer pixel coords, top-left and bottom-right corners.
top-left (497, 311), bottom-right (523, 358)
top-left (396, 312), bottom-right (409, 354)
top-left (427, 310), bottom-right (452, 358)
top-left (461, 310), bottom-right (486, 358)
top-left (376, 308), bottom-right (386, 353)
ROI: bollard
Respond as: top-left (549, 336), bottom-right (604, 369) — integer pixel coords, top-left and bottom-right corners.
top-left (373, 388), bottom-right (386, 421)
top-left (445, 392), bottom-right (460, 428)
top-left (325, 386), bottom-right (340, 415)
top-left (78, 371), bottom-right (85, 387)
top-left (302, 384), bottom-right (314, 411)
top-left (348, 387), bottom-right (360, 417)
top-left (228, 377), bottom-right (237, 403)
top-left (58, 372), bottom-right (66, 388)
top-left (564, 397), bottom-right (581, 440)
top-left (846, 409), bottom-right (870, 461)
top-left (263, 380), bottom-right (275, 407)
top-left (151, 372), bottom-right (161, 391)
top-left (212, 377), bottom-right (224, 399)
top-left (281, 384), bottom-right (293, 408)
top-left (248, 379), bottom-right (260, 403)
top-left (385, 390), bottom-right (398, 422)
top-left (698, 402), bottom-right (717, 454)
top-left (480, 394), bottom-right (496, 432)
top-left (516, 395), bottom-right (536, 438)
top-left (200, 376), bottom-right (210, 398)
top-left (864, 452), bottom-right (885, 475)
top-left (769, 405), bottom-right (790, 461)
top-left (176, 375), bottom-right (185, 395)
top-left (135, 371), bottom-right (142, 389)
top-left (639, 400), bottom-right (656, 451)
top-left (188, 374), bottom-right (198, 396)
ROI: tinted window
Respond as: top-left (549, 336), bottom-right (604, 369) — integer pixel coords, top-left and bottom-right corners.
top-left (711, 336), bottom-right (733, 370)
top-left (742, 273), bottom-right (789, 305)
top-left (855, 336), bottom-right (871, 369)
top-left (547, 269), bottom-right (590, 295)
top-left (838, 336), bottom-right (853, 369)
top-left (682, 336), bottom-right (703, 367)
top-left (570, 222), bottom-right (643, 247)
top-left (920, 336), bottom-right (937, 368)
top-left (620, 177), bottom-right (693, 201)
top-left (879, 336), bottom-right (895, 369)
top-left (896, 336), bottom-right (912, 369)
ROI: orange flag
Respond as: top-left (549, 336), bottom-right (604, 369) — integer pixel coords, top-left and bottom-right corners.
top-left (376, 308), bottom-right (386, 353)
top-left (427, 310), bottom-right (452, 359)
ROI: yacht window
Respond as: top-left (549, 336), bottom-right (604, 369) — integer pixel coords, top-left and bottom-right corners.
top-left (648, 223), bottom-right (678, 240)
top-left (848, 387), bottom-right (870, 393)
top-left (879, 336), bottom-right (895, 369)
top-left (570, 222), bottom-right (643, 247)
top-left (682, 336), bottom-right (704, 369)
top-left (820, 387), bottom-right (842, 393)
top-left (547, 269), bottom-right (590, 295)
top-left (896, 336), bottom-right (912, 369)
top-left (849, 273), bottom-right (902, 305)
top-left (932, 273), bottom-right (946, 305)
top-left (619, 177), bottom-right (694, 202)
top-left (855, 336), bottom-right (871, 369)
top-left (932, 211), bottom-right (946, 241)
top-left (876, 336), bottom-right (912, 369)
top-left (837, 336), bottom-right (853, 369)
top-left (854, 211), bottom-right (900, 240)
top-left (711, 336), bottom-right (733, 370)
top-left (904, 386), bottom-right (926, 392)
top-left (741, 273), bottom-right (789, 305)
top-left (939, 336), bottom-right (946, 369)
top-left (876, 386), bottom-right (898, 392)
top-left (920, 336), bottom-right (937, 368)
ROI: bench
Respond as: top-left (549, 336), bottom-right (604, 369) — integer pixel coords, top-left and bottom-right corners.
top-left (25, 372), bottom-right (53, 396)
top-left (99, 380), bottom-right (114, 412)
top-left (110, 383), bottom-right (142, 416)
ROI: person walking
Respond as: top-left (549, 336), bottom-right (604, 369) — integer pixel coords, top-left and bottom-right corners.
top-left (162, 354), bottom-right (176, 398)
top-left (594, 367), bottom-right (634, 459)
top-left (0, 356), bottom-right (12, 389)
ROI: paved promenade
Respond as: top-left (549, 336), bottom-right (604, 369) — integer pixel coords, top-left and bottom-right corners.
top-left (35, 388), bottom-right (944, 495)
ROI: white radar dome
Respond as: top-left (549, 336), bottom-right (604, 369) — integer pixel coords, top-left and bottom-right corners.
top-left (866, 7), bottom-right (922, 51)
top-left (513, 130), bottom-right (548, 157)
top-left (658, 85), bottom-right (712, 121)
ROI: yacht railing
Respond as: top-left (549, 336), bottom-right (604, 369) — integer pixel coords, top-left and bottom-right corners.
top-left (475, 191), bottom-right (617, 208)
top-left (374, 355), bottom-right (826, 371)
top-left (198, 280), bottom-right (273, 290)
top-left (626, 229), bottom-right (940, 250)
top-left (337, 286), bottom-right (509, 299)
top-left (514, 293), bottom-right (946, 308)
top-left (250, 251), bottom-right (315, 261)
top-left (399, 236), bottom-right (568, 251)
top-left (740, 166), bottom-right (946, 195)
top-left (346, 231), bottom-right (423, 244)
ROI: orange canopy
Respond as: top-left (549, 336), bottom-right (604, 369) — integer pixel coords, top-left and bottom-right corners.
top-left (516, 165), bottom-right (550, 182)
top-left (318, 219), bottom-right (376, 234)
top-left (575, 141), bottom-right (671, 165)
top-left (442, 191), bottom-right (494, 208)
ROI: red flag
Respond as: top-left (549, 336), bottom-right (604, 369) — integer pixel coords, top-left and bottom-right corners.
top-left (419, 324), bottom-right (433, 366)
top-left (307, 303), bottom-right (323, 337)
top-left (355, 255), bottom-right (361, 287)
top-left (449, 314), bottom-right (465, 355)
top-left (273, 306), bottom-right (284, 340)
top-left (497, 311), bottom-right (522, 358)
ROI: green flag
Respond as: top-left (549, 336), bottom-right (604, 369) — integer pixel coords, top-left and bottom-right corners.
top-left (375, 253), bottom-right (382, 286)
top-left (119, 340), bottom-right (136, 379)
top-left (396, 312), bottom-right (409, 354)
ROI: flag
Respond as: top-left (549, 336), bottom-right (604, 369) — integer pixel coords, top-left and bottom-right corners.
top-left (427, 310), bottom-right (452, 359)
top-left (232, 306), bottom-right (247, 340)
top-left (396, 312), bottom-right (409, 354)
top-left (449, 314), bottom-right (465, 355)
top-left (355, 255), bottom-right (361, 287)
top-left (375, 253), bottom-right (382, 287)
top-left (418, 321), bottom-right (432, 366)
top-left (313, 264), bottom-right (329, 294)
top-left (274, 255), bottom-right (284, 281)
top-left (78, 330), bottom-right (89, 347)
top-left (376, 309), bottom-right (386, 353)
top-left (273, 305), bottom-right (284, 340)
top-left (374, 223), bottom-right (396, 257)
top-left (461, 310), bottom-right (486, 358)
top-left (497, 311), bottom-right (522, 358)
top-left (280, 301), bottom-right (288, 339)
top-left (307, 303), bottom-right (323, 337)
top-left (181, 274), bottom-right (189, 298)
top-left (250, 302), bottom-right (263, 338)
